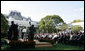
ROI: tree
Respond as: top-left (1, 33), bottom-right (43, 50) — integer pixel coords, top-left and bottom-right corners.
top-left (39, 15), bottom-right (65, 33)
top-left (71, 25), bottom-right (83, 32)
top-left (60, 24), bottom-right (68, 31)
top-left (1, 13), bottom-right (9, 33)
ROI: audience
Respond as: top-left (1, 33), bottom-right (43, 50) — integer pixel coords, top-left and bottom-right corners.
top-left (34, 31), bottom-right (84, 46)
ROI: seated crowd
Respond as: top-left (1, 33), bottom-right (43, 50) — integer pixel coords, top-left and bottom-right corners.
top-left (34, 31), bottom-right (84, 46)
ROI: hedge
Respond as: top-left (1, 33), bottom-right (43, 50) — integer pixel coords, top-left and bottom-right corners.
top-left (9, 40), bottom-right (35, 48)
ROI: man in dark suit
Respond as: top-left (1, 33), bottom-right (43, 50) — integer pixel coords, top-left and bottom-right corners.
top-left (28, 22), bottom-right (36, 41)
top-left (14, 23), bottom-right (19, 40)
top-left (8, 26), bottom-right (12, 40)
top-left (29, 25), bottom-right (36, 40)
top-left (8, 21), bottom-right (18, 40)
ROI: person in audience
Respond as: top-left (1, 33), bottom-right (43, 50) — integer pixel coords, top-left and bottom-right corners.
top-left (77, 32), bottom-right (84, 46)
top-left (66, 34), bottom-right (70, 44)
top-left (63, 34), bottom-right (67, 44)
top-left (34, 31), bottom-right (84, 46)
top-left (58, 33), bottom-right (64, 43)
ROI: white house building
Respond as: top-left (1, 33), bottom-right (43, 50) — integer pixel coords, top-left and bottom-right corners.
top-left (4, 11), bottom-right (39, 28)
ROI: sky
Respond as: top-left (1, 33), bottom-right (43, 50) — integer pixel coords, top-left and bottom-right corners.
top-left (1, 1), bottom-right (84, 24)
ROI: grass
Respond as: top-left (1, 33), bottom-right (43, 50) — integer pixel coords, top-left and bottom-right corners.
top-left (29, 43), bottom-right (84, 50)
top-left (53, 43), bottom-right (84, 50)
top-left (1, 45), bottom-right (11, 50)
top-left (1, 43), bottom-right (84, 50)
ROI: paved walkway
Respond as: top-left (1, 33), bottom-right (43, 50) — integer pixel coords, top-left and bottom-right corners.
top-left (34, 40), bottom-right (53, 48)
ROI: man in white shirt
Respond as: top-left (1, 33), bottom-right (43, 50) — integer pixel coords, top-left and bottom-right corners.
top-left (21, 28), bottom-right (27, 39)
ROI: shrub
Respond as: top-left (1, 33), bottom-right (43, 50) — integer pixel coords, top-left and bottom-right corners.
top-left (9, 40), bottom-right (35, 48)
top-left (1, 33), bottom-right (8, 38)
top-left (1, 13), bottom-right (9, 33)
top-left (1, 13), bottom-right (9, 38)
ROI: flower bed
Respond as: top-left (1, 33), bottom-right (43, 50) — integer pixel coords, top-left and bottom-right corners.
top-left (9, 40), bottom-right (35, 48)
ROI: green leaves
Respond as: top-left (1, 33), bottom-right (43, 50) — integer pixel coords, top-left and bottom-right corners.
top-left (60, 24), bottom-right (68, 31)
top-left (71, 25), bottom-right (83, 31)
top-left (1, 13), bottom-right (9, 33)
top-left (39, 15), bottom-right (64, 33)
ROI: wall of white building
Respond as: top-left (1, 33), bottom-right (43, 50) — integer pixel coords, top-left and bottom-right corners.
top-left (7, 17), bottom-right (39, 27)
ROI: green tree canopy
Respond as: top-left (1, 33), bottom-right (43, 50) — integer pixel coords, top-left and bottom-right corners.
top-left (1, 13), bottom-right (9, 33)
top-left (39, 15), bottom-right (65, 33)
top-left (71, 25), bottom-right (83, 32)
top-left (60, 24), bottom-right (68, 31)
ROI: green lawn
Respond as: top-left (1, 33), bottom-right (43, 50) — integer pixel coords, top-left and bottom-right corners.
top-left (23, 43), bottom-right (84, 50)
top-left (1, 43), bottom-right (84, 50)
